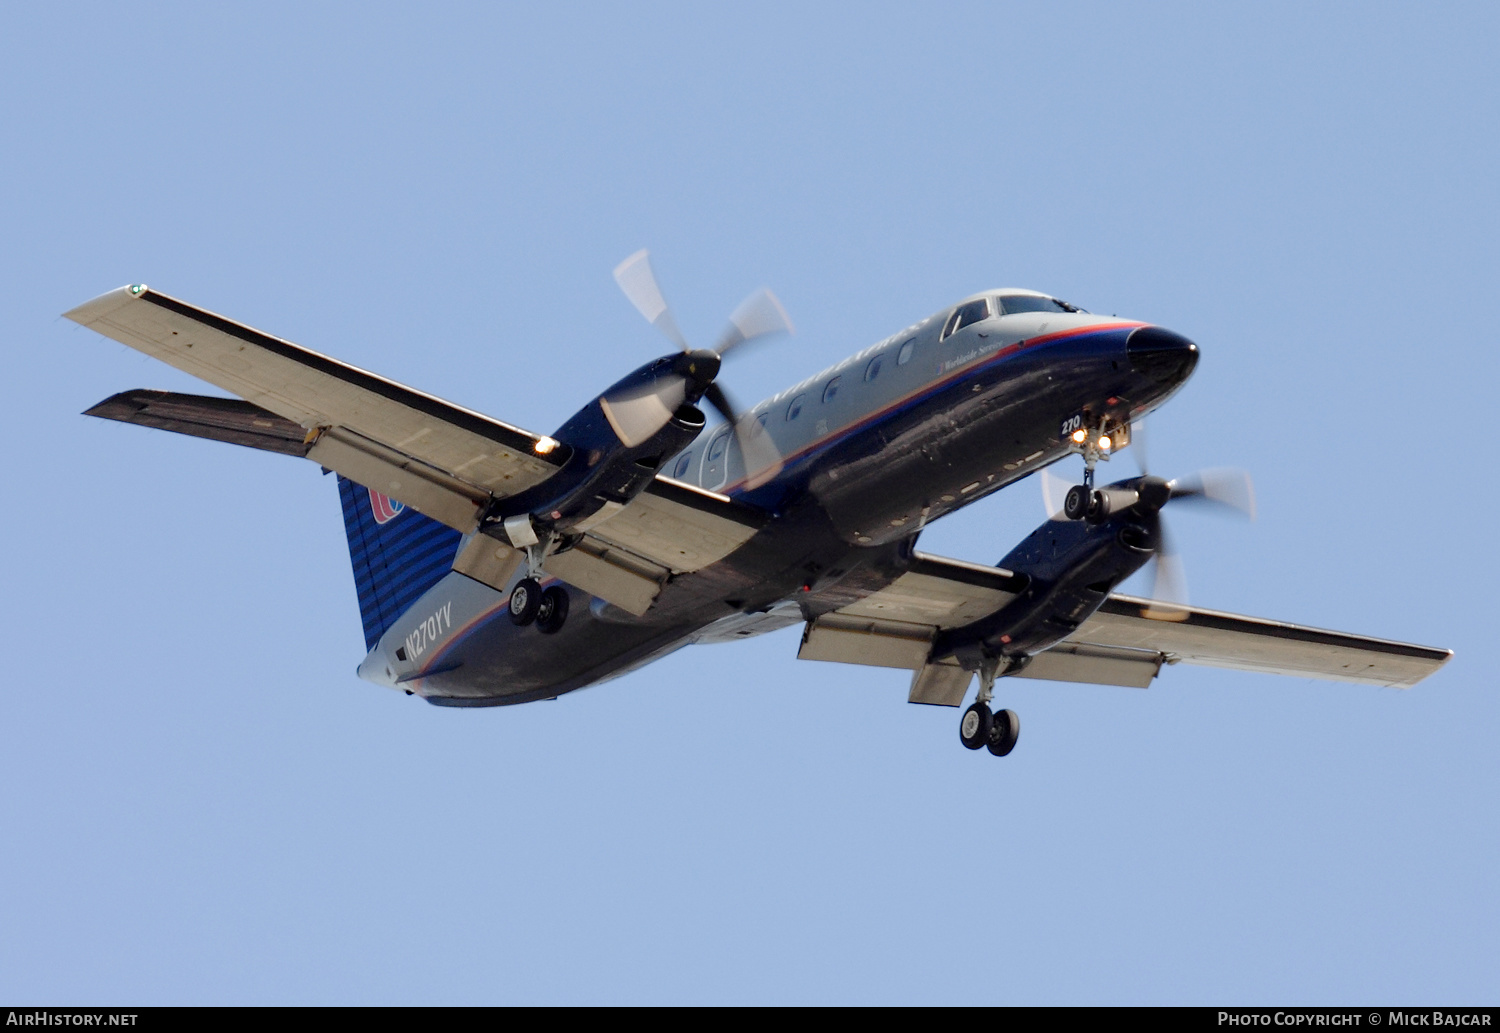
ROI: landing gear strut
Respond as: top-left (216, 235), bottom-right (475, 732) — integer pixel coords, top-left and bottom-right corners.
top-left (506, 531), bottom-right (571, 633)
top-left (958, 655), bottom-right (1021, 757)
top-left (1062, 418), bottom-right (1129, 520)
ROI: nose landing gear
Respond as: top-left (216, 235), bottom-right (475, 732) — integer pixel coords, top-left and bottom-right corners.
top-left (958, 656), bottom-right (1022, 757)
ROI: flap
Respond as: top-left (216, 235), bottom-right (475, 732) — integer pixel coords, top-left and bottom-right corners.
top-left (582, 476), bottom-right (766, 574)
top-left (798, 613), bottom-right (935, 670)
top-left (1071, 595), bottom-right (1452, 689)
top-left (831, 551), bottom-right (1024, 629)
top-left (67, 286), bottom-right (563, 526)
top-left (1015, 642), bottom-right (1162, 688)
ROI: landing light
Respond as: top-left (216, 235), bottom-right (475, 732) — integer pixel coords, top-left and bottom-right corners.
top-left (534, 436), bottom-right (559, 455)
top-left (1098, 435), bottom-right (1112, 450)
top-left (1070, 429), bottom-right (1088, 444)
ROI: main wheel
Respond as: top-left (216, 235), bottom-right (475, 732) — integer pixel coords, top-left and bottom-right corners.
top-left (535, 585), bottom-right (570, 634)
top-left (986, 708), bottom-right (1020, 757)
top-left (508, 577), bottom-right (542, 626)
top-left (959, 702), bottom-right (993, 750)
top-left (1064, 484), bottom-right (1090, 520)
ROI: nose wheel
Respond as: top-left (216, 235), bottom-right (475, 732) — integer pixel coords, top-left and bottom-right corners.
top-left (958, 657), bottom-right (1022, 757)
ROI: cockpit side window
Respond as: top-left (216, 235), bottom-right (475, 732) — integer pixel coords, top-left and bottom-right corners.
top-left (941, 298), bottom-right (992, 339)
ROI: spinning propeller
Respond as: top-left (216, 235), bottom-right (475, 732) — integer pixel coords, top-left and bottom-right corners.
top-left (1041, 419), bottom-right (1255, 620)
top-left (603, 250), bottom-right (792, 488)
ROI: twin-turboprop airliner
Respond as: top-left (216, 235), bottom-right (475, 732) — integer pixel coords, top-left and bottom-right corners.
top-left (67, 253), bottom-right (1450, 756)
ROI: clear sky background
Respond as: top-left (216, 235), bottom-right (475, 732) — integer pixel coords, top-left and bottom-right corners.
top-left (1, 1), bottom-right (1495, 1005)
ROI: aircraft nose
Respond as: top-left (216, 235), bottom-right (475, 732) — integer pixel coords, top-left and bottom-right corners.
top-left (1126, 326), bottom-right (1199, 385)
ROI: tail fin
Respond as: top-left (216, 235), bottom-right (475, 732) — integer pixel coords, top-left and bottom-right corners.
top-left (336, 476), bottom-right (463, 650)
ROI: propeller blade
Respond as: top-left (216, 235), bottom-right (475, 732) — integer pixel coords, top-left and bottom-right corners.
top-left (1142, 516), bottom-right (1191, 621)
top-left (1169, 467), bottom-right (1256, 519)
top-left (613, 249), bottom-right (689, 351)
top-left (713, 287), bottom-right (794, 357)
top-left (736, 413), bottom-right (784, 489)
top-left (598, 375), bottom-right (688, 448)
top-left (702, 382), bottom-right (736, 426)
top-left (1040, 465), bottom-right (1072, 521)
top-left (705, 383), bottom-right (782, 488)
top-left (1131, 417), bottom-right (1150, 476)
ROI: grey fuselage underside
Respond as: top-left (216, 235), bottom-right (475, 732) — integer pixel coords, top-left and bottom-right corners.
top-left (377, 310), bottom-right (1185, 706)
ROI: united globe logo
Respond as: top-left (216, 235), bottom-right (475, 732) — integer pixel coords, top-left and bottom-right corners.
top-left (368, 488), bottom-right (405, 524)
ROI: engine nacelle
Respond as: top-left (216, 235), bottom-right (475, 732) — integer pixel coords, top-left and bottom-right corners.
top-left (934, 477), bottom-right (1167, 670)
top-left (482, 356), bottom-right (707, 543)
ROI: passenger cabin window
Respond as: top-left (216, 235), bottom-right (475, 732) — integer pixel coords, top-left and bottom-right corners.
top-left (897, 339), bottom-right (916, 365)
top-left (997, 295), bottom-right (1075, 315)
top-left (822, 376), bottom-right (842, 404)
top-left (672, 452), bottom-right (692, 479)
top-left (941, 298), bottom-right (992, 340)
top-left (787, 394), bottom-right (806, 420)
top-left (708, 432), bottom-right (730, 462)
top-left (864, 355), bottom-right (883, 382)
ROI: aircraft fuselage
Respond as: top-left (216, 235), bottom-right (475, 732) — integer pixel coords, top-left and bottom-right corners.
top-left (361, 295), bottom-right (1200, 706)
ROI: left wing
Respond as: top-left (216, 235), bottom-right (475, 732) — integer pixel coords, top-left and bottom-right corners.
top-left (68, 285), bottom-right (563, 532)
top-left (73, 286), bottom-right (769, 617)
top-left (85, 386), bottom-right (767, 617)
top-left (796, 554), bottom-right (1451, 704)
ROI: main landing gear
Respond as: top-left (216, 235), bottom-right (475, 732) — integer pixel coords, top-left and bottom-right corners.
top-left (508, 536), bottom-right (571, 634)
top-left (959, 657), bottom-right (1021, 757)
top-left (509, 578), bottom-right (570, 633)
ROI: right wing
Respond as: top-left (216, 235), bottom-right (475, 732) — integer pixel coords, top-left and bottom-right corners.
top-left (68, 285), bottom-right (564, 532)
top-left (794, 551), bottom-right (1452, 705)
top-left (1065, 595), bottom-right (1452, 690)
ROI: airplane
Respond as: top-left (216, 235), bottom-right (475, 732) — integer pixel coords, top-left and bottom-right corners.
top-left (65, 253), bottom-right (1452, 756)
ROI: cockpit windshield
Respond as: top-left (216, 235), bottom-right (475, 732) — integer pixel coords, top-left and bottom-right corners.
top-left (996, 295), bottom-right (1079, 315)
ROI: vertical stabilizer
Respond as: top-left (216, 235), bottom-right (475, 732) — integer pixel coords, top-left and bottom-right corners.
top-left (336, 476), bottom-right (463, 650)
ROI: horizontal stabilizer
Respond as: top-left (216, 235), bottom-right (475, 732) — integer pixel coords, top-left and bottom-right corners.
top-left (85, 389), bottom-right (311, 457)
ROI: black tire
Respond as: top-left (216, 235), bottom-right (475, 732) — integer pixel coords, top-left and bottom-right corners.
top-left (987, 708), bottom-right (1020, 757)
top-left (1064, 484), bottom-right (1090, 521)
top-left (508, 577), bottom-right (542, 626)
top-left (959, 702), bottom-right (993, 750)
top-left (1085, 488), bottom-right (1108, 524)
top-left (535, 585), bottom-right (570, 634)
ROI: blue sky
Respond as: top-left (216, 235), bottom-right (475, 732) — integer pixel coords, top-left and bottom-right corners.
top-left (1, 2), bottom-right (1496, 1004)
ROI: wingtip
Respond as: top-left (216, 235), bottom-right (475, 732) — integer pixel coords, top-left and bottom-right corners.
top-left (63, 283), bottom-right (148, 325)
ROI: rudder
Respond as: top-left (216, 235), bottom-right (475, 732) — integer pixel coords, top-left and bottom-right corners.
top-left (336, 476), bottom-right (463, 650)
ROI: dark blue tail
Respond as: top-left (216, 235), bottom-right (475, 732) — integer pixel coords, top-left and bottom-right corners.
top-left (336, 476), bottom-right (463, 650)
